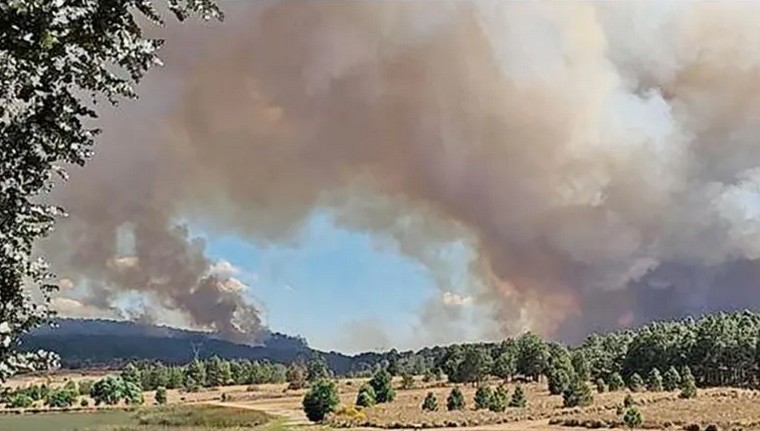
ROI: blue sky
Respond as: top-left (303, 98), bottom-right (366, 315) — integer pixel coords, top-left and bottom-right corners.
top-left (200, 211), bottom-right (455, 353)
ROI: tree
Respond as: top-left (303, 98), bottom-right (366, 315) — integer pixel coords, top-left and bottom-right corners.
top-left (124, 381), bottom-right (143, 405)
top-left (0, 0), bottom-right (222, 384)
top-left (608, 372), bottom-right (625, 391)
top-left (90, 376), bottom-right (126, 406)
top-left (547, 367), bottom-right (572, 395)
top-left (302, 379), bottom-right (339, 422)
top-left (562, 378), bottom-right (592, 408)
top-left (206, 356), bottom-right (231, 387)
top-left (78, 379), bottom-right (94, 397)
top-left (679, 366), bottom-right (697, 399)
top-left (474, 385), bottom-right (493, 410)
top-left (489, 386), bottom-right (509, 412)
top-left (8, 394), bottom-right (33, 408)
top-left (628, 373), bottom-right (644, 392)
top-left (369, 369), bottom-right (395, 403)
top-left (286, 363), bottom-right (307, 389)
top-left (623, 393), bottom-right (635, 408)
top-left (453, 346), bottom-right (493, 383)
top-left (509, 385), bottom-right (527, 408)
top-left (493, 340), bottom-right (518, 381)
top-left (595, 378), bottom-right (607, 393)
top-left (355, 383), bottom-right (376, 408)
top-left (422, 392), bottom-right (438, 411)
top-left (185, 360), bottom-right (207, 389)
top-left (307, 354), bottom-right (330, 382)
top-left (45, 387), bottom-right (76, 408)
top-left (155, 386), bottom-right (167, 405)
top-left (401, 373), bottom-right (414, 389)
top-left (623, 407), bottom-right (643, 430)
top-left (447, 387), bottom-right (465, 411)
top-left (121, 363), bottom-right (142, 387)
top-left (516, 333), bottom-right (549, 381)
top-left (663, 366), bottom-right (681, 391)
top-left (647, 368), bottom-right (663, 392)
top-left (571, 351), bottom-right (590, 382)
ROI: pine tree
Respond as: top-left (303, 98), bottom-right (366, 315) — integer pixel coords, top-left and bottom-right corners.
top-left (474, 385), bottom-right (493, 410)
top-left (646, 368), bottom-right (663, 392)
top-left (509, 385), bottom-right (527, 408)
top-left (628, 373), bottom-right (644, 392)
top-left (356, 383), bottom-right (376, 408)
top-left (302, 379), bottom-right (339, 422)
top-left (679, 366), bottom-right (697, 399)
top-left (562, 378), bottom-right (592, 408)
top-left (547, 367), bottom-right (572, 395)
top-left (623, 406), bottom-right (643, 430)
top-left (447, 387), bottom-right (465, 411)
top-left (155, 387), bottom-right (167, 405)
top-left (608, 372), bottom-right (625, 391)
top-left (489, 385), bottom-right (509, 412)
top-left (663, 366), bottom-right (681, 391)
top-left (369, 369), bottom-right (395, 403)
top-left (422, 392), bottom-right (438, 412)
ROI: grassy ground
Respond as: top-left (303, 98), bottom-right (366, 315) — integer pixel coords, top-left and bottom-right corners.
top-left (0, 409), bottom-right (135, 431)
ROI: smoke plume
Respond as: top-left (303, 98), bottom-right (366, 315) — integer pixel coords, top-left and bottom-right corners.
top-left (42, 1), bottom-right (760, 345)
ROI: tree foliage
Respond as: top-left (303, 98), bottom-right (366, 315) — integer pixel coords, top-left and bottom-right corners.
top-left (663, 366), bottom-right (681, 392)
top-left (422, 391), bottom-right (438, 412)
top-left (302, 379), bottom-right (339, 423)
top-left (562, 378), bottom-right (592, 408)
top-left (155, 386), bottom-right (167, 405)
top-left (0, 0), bottom-right (221, 382)
top-left (628, 373), bottom-right (644, 392)
top-left (679, 366), bottom-right (697, 399)
top-left (608, 372), bottom-right (625, 391)
top-left (489, 385), bottom-right (509, 412)
top-left (369, 369), bottom-right (395, 403)
top-left (355, 383), bottom-right (376, 408)
top-left (474, 385), bottom-right (493, 410)
top-left (447, 386), bottom-right (465, 411)
top-left (509, 385), bottom-right (527, 408)
top-left (623, 407), bottom-right (643, 430)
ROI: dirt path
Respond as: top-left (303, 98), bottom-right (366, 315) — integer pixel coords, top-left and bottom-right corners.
top-left (204, 400), bottom-right (310, 426)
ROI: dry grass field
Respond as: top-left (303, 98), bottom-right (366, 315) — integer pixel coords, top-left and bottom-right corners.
top-left (4, 373), bottom-right (760, 430)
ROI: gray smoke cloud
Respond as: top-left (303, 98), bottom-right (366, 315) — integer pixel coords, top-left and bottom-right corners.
top-left (41, 1), bottom-right (760, 346)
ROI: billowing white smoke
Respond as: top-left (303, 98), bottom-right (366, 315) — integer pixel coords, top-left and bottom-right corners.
top-left (43, 1), bottom-right (760, 345)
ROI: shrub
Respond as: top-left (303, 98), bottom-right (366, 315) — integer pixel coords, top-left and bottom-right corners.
top-left (509, 385), bottom-right (527, 408)
top-left (155, 387), bottom-right (167, 405)
top-left (78, 380), bottom-right (94, 397)
top-left (595, 378), bottom-right (606, 393)
top-left (623, 393), bottom-right (635, 408)
top-left (608, 372), bottom-right (625, 391)
top-left (447, 387), bottom-right (465, 411)
top-left (628, 373), bottom-right (644, 392)
top-left (369, 369), bottom-right (395, 403)
top-left (80, 398), bottom-right (89, 407)
top-left (8, 394), bottom-right (33, 409)
top-left (474, 385), bottom-right (493, 410)
top-left (647, 368), bottom-right (663, 392)
top-left (355, 384), bottom-right (376, 408)
top-left (302, 379), bottom-right (339, 422)
top-left (563, 379), bottom-right (592, 408)
top-left (422, 392), bottom-right (438, 412)
top-left (704, 425), bottom-right (718, 431)
top-left (489, 386), bottom-right (509, 412)
top-left (663, 366), bottom-right (681, 391)
top-left (401, 374), bottom-right (414, 389)
top-left (548, 368), bottom-right (571, 395)
top-left (679, 366), bottom-right (697, 399)
top-left (622, 407), bottom-right (643, 430)
top-left (45, 389), bottom-right (76, 408)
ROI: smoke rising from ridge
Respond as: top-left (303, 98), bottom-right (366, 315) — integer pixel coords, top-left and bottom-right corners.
top-left (42, 1), bottom-right (760, 346)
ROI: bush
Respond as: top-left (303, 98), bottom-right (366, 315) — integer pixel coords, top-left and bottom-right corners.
top-left (628, 373), bottom-right (644, 392)
top-left (623, 393), bottom-right (635, 408)
top-left (355, 384), bottom-right (376, 408)
top-left (608, 372), bottom-right (625, 391)
top-left (663, 367), bottom-right (681, 391)
top-left (422, 392), bottom-right (438, 412)
top-left (45, 389), bottom-right (76, 408)
top-left (80, 398), bottom-right (89, 407)
top-left (509, 385), bottom-right (527, 408)
top-left (622, 407), bottom-right (643, 430)
top-left (548, 368), bottom-right (571, 395)
top-left (679, 366), bottom-right (697, 399)
top-left (8, 394), bottom-right (33, 409)
top-left (489, 386), bottom-right (509, 412)
top-left (78, 380), bottom-right (94, 397)
top-left (562, 379), bottom-right (592, 408)
top-left (647, 369), bottom-right (663, 392)
top-left (474, 385), bottom-right (493, 410)
top-left (155, 387), bottom-right (167, 405)
top-left (369, 369), bottom-right (395, 403)
top-left (447, 387), bottom-right (465, 411)
top-left (302, 379), bottom-right (339, 422)
top-left (401, 374), bottom-right (414, 390)
top-left (595, 378), bottom-right (607, 393)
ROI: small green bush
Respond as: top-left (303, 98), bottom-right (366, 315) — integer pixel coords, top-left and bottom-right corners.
top-left (447, 387), bottom-right (465, 411)
top-left (422, 392), bottom-right (438, 412)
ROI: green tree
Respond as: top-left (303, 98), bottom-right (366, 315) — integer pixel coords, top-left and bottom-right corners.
top-left (206, 356), bottom-right (231, 387)
top-left (489, 386), bottom-right (509, 412)
top-left (0, 0), bottom-right (221, 384)
top-left (646, 368), bottom-right (663, 392)
top-left (547, 367), bottom-right (572, 395)
top-left (562, 378), bottom-right (592, 408)
top-left (8, 394), bottom-right (33, 408)
top-left (369, 369), bottom-right (395, 403)
top-left (302, 379), bottom-right (339, 422)
top-left (608, 372), bottom-right (625, 391)
top-left (623, 406), bottom-right (643, 430)
top-left (168, 367), bottom-right (184, 390)
top-left (571, 351), bottom-right (590, 382)
top-left (78, 379), bottom-right (94, 397)
top-left (155, 386), bottom-right (167, 405)
top-left (90, 376), bottom-right (126, 406)
top-left (422, 391), bottom-right (438, 411)
top-left (679, 366), bottom-right (697, 399)
top-left (124, 381), bottom-right (143, 405)
top-left (628, 373), bottom-right (644, 392)
top-left (185, 360), bottom-right (207, 389)
top-left (493, 339), bottom-right (518, 381)
top-left (623, 393), bottom-right (635, 408)
top-left (509, 385), bottom-right (527, 408)
top-left (355, 383), bottom-right (376, 408)
top-left (46, 387), bottom-right (76, 408)
top-left (453, 346), bottom-right (493, 384)
top-left (474, 385), bottom-right (493, 410)
top-left (307, 354), bottom-right (330, 382)
top-left (595, 378), bottom-right (607, 393)
top-left (663, 366), bottom-right (681, 391)
top-left (121, 363), bottom-right (142, 387)
top-left (447, 386), bottom-right (465, 411)
top-left (516, 333), bottom-right (549, 381)
top-left (401, 373), bottom-right (414, 389)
